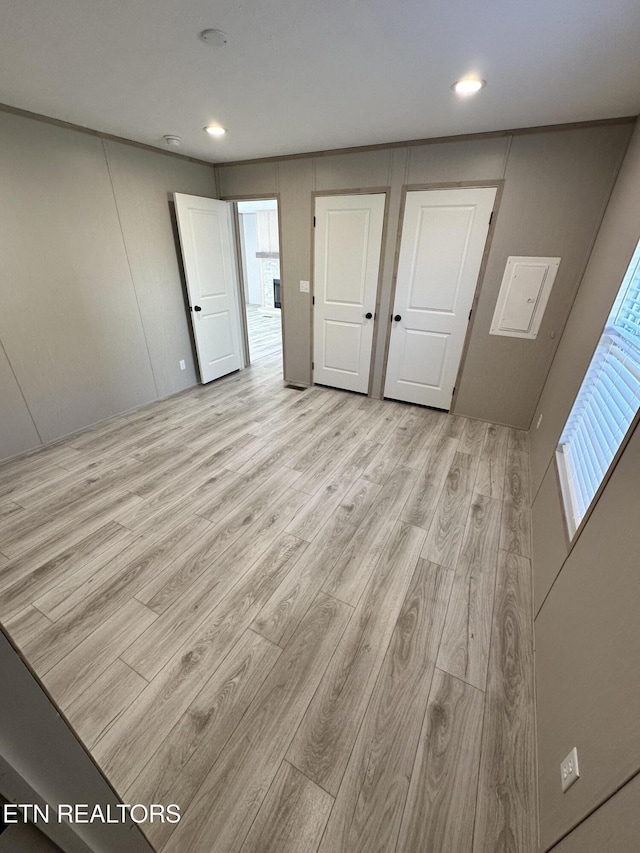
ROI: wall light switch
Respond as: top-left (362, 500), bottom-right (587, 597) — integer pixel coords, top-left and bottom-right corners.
top-left (300, 280), bottom-right (310, 293)
top-left (179, 360), bottom-right (186, 371)
top-left (561, 747), bottom-right (580, 792)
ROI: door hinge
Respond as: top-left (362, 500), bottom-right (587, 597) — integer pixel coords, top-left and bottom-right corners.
top-left (313, 216), bottom-right (316, 227)
top-left (312, 296), bottom-right (315, 305)
top-left (312, 361), bottom-right (314, 370)
top-left (469, 309), bottom-right (472, 321)
top-left (452, 385), bottom-right (456, 397)
top-left (489, 211), bottom-right (494, 225)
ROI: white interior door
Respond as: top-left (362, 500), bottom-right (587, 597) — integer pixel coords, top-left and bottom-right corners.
top-left (174, 193), bottom-right (243, 384)
top-left (313, 193), bottom-right (385, 394)
top-left (384, 187), bottom-right (496, 408)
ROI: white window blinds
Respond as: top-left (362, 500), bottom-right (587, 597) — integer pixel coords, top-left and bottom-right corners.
top-left (557, 239), bottom-right (640, 536)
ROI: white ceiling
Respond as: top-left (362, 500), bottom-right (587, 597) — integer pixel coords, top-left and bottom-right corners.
top-left (2, 0), bottom-right (640, 164)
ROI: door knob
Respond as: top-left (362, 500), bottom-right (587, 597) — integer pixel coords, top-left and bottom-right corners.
top-left (394, 314), bottom-right (402, 322)
top-left (365, 312), bottom-right (373, 319)
top-left (194, 305), bottom-right (202, 312)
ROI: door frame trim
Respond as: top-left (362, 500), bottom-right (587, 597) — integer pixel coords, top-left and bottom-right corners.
top-left (220, 193), bottom-right (286, 377)
top-left (311, 187), bottom-right (391, 396)
top-left (379, 179), bottom-right (505, 409)
top-left (229, 203), bottom-right (251, 367)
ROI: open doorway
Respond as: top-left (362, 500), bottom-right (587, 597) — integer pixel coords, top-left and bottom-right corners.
top-left (236, 199), bottom-right (283, 366)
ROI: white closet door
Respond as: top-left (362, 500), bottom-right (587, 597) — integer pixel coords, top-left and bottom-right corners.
top-left (313, 194), bottom-right (386, 394)
top-left (174, 193), bottom-right (243, 384)
top-left (384, 187), bottom-right (496, 408)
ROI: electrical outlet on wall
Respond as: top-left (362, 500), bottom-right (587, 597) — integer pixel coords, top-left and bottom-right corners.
top-left (561, 747), bottom-right (580, 792)
top-left (179, 360), bottom-right (186, 371)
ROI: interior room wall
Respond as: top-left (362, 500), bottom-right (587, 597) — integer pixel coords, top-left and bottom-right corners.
top-left (0, 628), bottom-right (154, 852)
top-left (217, 121), bottom-right (633, 428)
top-left (0, 109), bottom-right (217, 462)
top-left (0, 345), bottom-right (41, 461)
top-left (528, 119), bottom-right (640, 851)
top-left (101, 140), bottom-right (217, 397)
top-left (545, 772), bottom-right (640, 853)
top-left (0, 112), bottom-right (634, 464)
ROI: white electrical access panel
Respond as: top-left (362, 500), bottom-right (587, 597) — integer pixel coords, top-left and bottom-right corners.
top-left (490, 256), bottom-right (561, 339)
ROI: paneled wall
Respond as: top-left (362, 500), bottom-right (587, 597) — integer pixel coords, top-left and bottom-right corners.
top-left (217, 121), bottom-right (632, 427)
top-left (529, 119), bottom-right (640, 850)
top-left (546, 773), bottom-right (640, 853)
top-left (0, 112), bottom-right (634, 463)
top-left (0, 110), bottom-right (217, 461)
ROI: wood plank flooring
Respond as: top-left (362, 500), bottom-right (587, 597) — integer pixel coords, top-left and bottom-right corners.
top-left (0, 352), bottom-right (537, 853)
top-left (246, 303), bottom-right (282, 362)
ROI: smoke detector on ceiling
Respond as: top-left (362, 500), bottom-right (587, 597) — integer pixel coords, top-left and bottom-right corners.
top-left (163, 135), bottom-right (182, 148)
top-left (200, 29), bottom-right (228, 47)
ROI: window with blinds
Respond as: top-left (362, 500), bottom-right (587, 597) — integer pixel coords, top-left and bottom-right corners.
top-left (556, 238), bottom-right (640, 537)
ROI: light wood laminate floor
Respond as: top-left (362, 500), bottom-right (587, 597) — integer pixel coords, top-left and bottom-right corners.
top-left (0, 354), bottom-right (537, 853)
top-left (246, 304), bottom-right (282, 363)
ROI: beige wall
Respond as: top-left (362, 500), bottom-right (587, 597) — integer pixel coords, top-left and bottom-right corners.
top-left (0, 110), bottom-right (217, 462)
top-left (0, 112), bottom-right (634, 463)
top-left (546, 772), bottom-right (640, 853)
top-left (0, 628), bottom-right (154, 851)
top-left (529, 119), bottom-right (640, 850)
top-left (217, 122), bottom-right (632, 427)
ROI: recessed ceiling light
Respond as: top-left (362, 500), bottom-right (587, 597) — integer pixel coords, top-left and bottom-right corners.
top-left (200, 29), bottom-right (228, 47)
top-left (204, 125), bottom-right (226, 137)
top-left (452, 78), bottom-right (486, 96)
